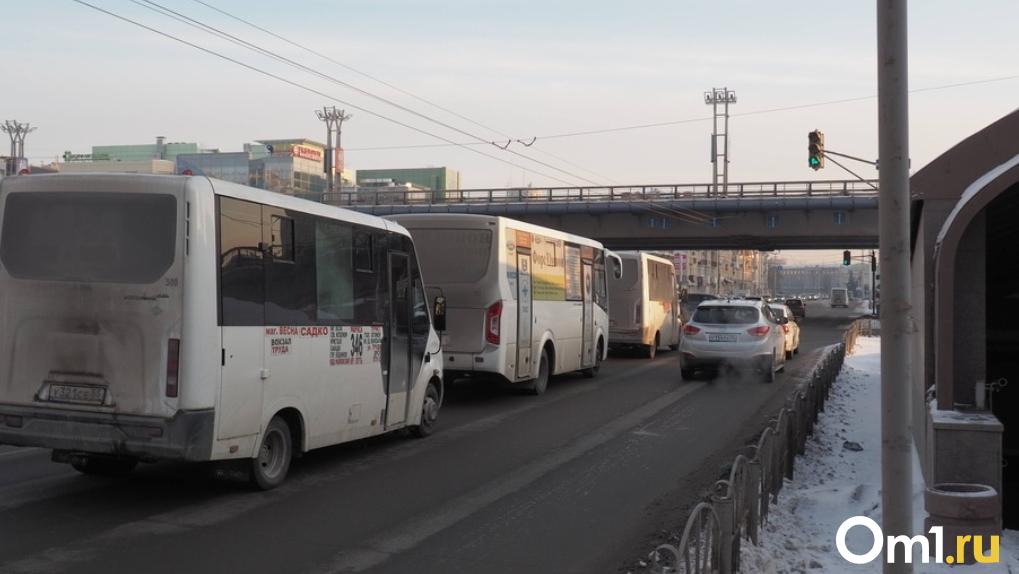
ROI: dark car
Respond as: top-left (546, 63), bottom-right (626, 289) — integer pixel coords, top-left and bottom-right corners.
top-left (785, 298), bottom-right (806, 319)
top-left (681, 292), bottom-right (720, 321)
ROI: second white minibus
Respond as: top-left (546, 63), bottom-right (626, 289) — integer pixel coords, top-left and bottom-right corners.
top-left (608, 251), bottom-right (681, 358)
top-left (389, 214), bottom-right (619, 395)
top-left (0, 173), bottom-right (445, 489)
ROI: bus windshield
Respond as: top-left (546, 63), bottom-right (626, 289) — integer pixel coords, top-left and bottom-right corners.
top-left (410, 228), bottom-right (492, 284)
top-left (0, 192), bottom-right (177, 284)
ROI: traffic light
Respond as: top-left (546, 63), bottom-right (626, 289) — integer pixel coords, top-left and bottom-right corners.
top-left (808, 130), bottom-right (825, 170)
top-left (842, 250), bottom-right (851, 266)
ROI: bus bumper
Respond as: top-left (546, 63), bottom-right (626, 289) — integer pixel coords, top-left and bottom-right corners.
top-left (0, 404), bottom-right (214, 462)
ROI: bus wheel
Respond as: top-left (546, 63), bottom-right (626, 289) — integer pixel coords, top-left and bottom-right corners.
top-left (411, 381), bottom-right (441, 438)
top-left (527, 349), bottom-right (550, 395)
top-left (645, 333), bottom-right (659, 360)
top-left (71, 456), bottom-right (137, 477)
top-left (250, 416), bottom-right (292, 490)
top-left (582, 343), bottom-right (602, 378)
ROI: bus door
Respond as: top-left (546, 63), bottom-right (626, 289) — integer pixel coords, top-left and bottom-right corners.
top-left (218, 197), bottom-right (266, 440)
top-left (386, 251), bottom-right (412, 427)
top-left (516, 253), bottom-right (533, 380)
top-left (581, 261), bottom-right (595, 368)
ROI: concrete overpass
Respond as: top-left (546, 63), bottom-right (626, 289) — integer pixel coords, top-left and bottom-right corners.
top-left (302, 179), bottom-right (879, 250)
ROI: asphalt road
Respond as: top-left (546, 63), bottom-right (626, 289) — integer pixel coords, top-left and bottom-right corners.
top-left (0, 301), bottom-right (866, 574)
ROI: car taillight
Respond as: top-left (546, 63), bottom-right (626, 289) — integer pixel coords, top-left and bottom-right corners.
top-left (683, 324), bottom-right (701, 335)
top-left (166, 338), bottom-right (180, 398)
top-left (747, 325), bottom-right (771, 337)
top-left (486, 301), bottom-right (502, 345)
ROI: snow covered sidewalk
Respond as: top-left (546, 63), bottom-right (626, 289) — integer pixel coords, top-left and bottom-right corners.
top-left (741, 336), bottom-right (1019, 573)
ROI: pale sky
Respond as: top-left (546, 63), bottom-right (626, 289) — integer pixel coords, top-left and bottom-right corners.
top-left (5, 1), bottom-right (1018, 264)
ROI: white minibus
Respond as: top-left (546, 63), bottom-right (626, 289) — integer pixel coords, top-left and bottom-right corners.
top-left (388, 214), bottom-right (619, 395)
top-left (608, 251), bottom-right (681, 358)
top-left (0, 173), bottom-right (444, 488)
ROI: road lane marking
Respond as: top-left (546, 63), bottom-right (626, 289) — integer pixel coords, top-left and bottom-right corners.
top-left (313, 381), bottom-right (705, 574)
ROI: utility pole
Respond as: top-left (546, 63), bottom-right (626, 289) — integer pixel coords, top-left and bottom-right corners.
top-left (704, 87), bottom-right (736, 197)
top-left (335, 109), bottom-right (352, 190)
top-left (877, 1), bottom-right (913, 571)
top-left (2, 120), bottom-right (36, 175)
top-left (315, 107), bottom-right (351, 195)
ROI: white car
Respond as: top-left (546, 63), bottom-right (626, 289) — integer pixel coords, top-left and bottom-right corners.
top-left (768, 304), bottom-right (801, 360)
top-left (679, 299), bottom-right (788, 383)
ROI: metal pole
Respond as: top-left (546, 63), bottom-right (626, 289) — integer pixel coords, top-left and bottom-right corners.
top-left (871, 250), bottom-right (877, 315)
top-left (722, 88), bottom-right (730, 197)
top-left (711, 95), bottom-right (719, 197)
top-left (877, 1), bottom-right (913, 571)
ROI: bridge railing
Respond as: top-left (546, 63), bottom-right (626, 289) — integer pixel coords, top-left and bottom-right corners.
top-left (296, 180), bottom-right (878, 207)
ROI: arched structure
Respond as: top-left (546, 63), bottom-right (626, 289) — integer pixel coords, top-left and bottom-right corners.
top-left (911, 108), bottom-right (1019, 527)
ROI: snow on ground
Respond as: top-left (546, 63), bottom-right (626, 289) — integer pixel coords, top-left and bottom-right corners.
top-left (741, 336), bottom-right (1019, 573)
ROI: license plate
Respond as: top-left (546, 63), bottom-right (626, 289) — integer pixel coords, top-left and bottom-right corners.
top-left (708, 333), bottom-right (737, 343)
top-left (47, 383), bottom-right (106, 405)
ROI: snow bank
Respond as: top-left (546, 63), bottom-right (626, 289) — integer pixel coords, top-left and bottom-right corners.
top-left (741, 336), bottom-right (1019, 573)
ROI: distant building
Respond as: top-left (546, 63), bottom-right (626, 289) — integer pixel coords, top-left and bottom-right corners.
top-left (82, 136), bottom-right (200, 163)
top-left (57, 159), bottom-right (175, 174)
top-left (355, 167), bottom-right (460, 191)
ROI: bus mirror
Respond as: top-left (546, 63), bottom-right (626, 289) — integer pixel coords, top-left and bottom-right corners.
top-left (433, 296), bottom-right (447, 332)
top-left (607, 251), bottom-right (623, 279)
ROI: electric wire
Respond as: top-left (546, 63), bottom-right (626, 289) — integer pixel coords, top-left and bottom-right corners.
top-left (131, 0), bottom-right (605, 188)
top-left (69, 0), bottom-right (584, 187)
top-left (189, 0), bottom-right (623, 186)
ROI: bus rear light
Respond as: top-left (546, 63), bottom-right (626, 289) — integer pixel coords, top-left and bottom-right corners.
top-left (485, 301), bottom-right (502, 345)
top-left (166, 338), bottom-right (180, 398)
top-left (682, 324), bottom-right (701, 335)
top-left (746, 325), bottom-right (771, 337)
top-left (634, 301), bottom-right (642, 324)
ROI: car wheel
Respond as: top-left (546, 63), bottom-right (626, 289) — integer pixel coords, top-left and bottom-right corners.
top-left (410, 380), bottom-right (441, 437)
top-left (250, 416), bottom-right (292, 490)
top-left (762, 353), bottom-right (776, 384)
top-left (527, 349), bottom-right (550, 395)
top-left (785, 349), bottom-right (793, 360)
top-left (681, 367), bottom-right (695, 381)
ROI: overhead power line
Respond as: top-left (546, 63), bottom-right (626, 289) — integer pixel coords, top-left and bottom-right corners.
top-left (347, 73), bottom-right (1019, 151)
top-left (70, 0), bottom-right (587, 187)
top-left (130, 0), bottom-right (605, 187)
top-left (188, 0), bottom-right (623, 186)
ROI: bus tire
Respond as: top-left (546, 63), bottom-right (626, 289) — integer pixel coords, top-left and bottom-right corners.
top-left (582, 341), bottom-right (603, 378)
top-left (645, 333), bottom-right (659, 360)
top-left (250, 416), bottom-right (292, 490)
top-left (410, 380), bottom-right (441, 437)
top-left (527, 349), bottom-right (550, 395)
top-left (71, 456), bottom-right (137, 477)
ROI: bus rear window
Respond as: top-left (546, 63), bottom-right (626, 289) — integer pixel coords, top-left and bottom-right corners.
top-left (410, 228), bottom-right (492, 284)
top-left (0, 192), bottom-right (177, 284)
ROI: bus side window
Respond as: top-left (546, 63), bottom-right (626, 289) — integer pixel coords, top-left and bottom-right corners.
top-left (219, 197), bottom-right (264, 326)
top-left (315, 219), bottom-right (355, 324)
top-left (265, 210), bottom-right (316, 325)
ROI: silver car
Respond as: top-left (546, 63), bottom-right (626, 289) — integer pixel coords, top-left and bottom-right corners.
top-left (679, 299), bottom-right (787, 382)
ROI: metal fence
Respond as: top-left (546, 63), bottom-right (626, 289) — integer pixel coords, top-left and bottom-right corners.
top-left (645, 319), bottom-right (872, 573)
top-left (296, 180), bottom-right (879, 208)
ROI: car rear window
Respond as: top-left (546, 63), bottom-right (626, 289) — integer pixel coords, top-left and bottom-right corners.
top-left (786, 299), bottom-right (803, 306)
top-left (692, 306), bottom-right (760, 324)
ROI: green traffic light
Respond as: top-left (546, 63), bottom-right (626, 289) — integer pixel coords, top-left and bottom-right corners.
top-left (809, 157), bottom-right (821, 167)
